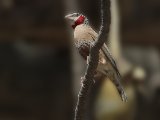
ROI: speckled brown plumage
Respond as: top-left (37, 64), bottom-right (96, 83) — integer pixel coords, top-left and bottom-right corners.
top-left (75, 39), bottom-right (93, 60)
top-left (74, 24), bottom-right (107, 64)
top-left (73, 23), bottom-right (127, 102)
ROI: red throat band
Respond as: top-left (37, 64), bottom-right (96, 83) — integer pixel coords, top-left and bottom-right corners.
top-left (72, 15), bottom-right (85, 29)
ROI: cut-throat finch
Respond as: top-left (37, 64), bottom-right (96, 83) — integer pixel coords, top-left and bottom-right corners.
top-left (65, 13), bottom-right (127, 102)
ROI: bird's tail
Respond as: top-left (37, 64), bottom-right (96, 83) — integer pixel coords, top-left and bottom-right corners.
top-left (97, 64), bottom-right (128, 102)
top-left (111, 72), bottom-right (128, 102)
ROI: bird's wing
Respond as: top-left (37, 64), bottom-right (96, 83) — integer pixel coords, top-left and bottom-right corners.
top-left (101, 43), bottom-right (122, 78)
top-left (87, 26), bottom-right (121, 78)
top-left (86, 26), bottom-right (128, 102)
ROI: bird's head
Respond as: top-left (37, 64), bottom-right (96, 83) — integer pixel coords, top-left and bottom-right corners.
top-left (65, 13), bottom-right (88, 29)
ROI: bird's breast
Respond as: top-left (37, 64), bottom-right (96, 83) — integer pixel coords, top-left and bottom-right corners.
top-left (73, 24), bottom-right (98, 60)
top-left (74, 25), bottom-right (97, 41)
top-left (75, 40), bottom-right (94, 60)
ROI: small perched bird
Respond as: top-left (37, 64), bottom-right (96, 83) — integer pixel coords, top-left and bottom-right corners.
top-left (65, 13), bottom-right (127, 102)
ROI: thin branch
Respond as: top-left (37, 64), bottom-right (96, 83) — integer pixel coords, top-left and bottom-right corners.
top-left (74, 0), bottom-right (111, 120)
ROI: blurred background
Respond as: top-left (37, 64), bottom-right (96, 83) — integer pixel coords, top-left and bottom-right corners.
top-left (0, 0), bottom-right (160, 120)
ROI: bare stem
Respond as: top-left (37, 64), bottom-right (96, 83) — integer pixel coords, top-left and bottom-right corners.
top-left (74, 0), bottom-right (111, 120)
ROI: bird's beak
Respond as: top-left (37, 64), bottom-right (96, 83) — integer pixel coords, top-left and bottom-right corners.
top-left (65, 15), bottom-right (70, 20)
top-left (65, 14), bottom-right (75, 21)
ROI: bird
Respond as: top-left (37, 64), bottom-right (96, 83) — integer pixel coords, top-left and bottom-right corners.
top-left (65, 13), bottom-right (127, 102)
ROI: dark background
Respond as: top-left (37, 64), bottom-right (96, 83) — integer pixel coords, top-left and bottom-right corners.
top-left (0, 0), bottom-right (160, 120)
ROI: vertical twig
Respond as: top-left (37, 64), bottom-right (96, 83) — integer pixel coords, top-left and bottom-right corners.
top-left (74, 0), bottom-right (111, 120)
